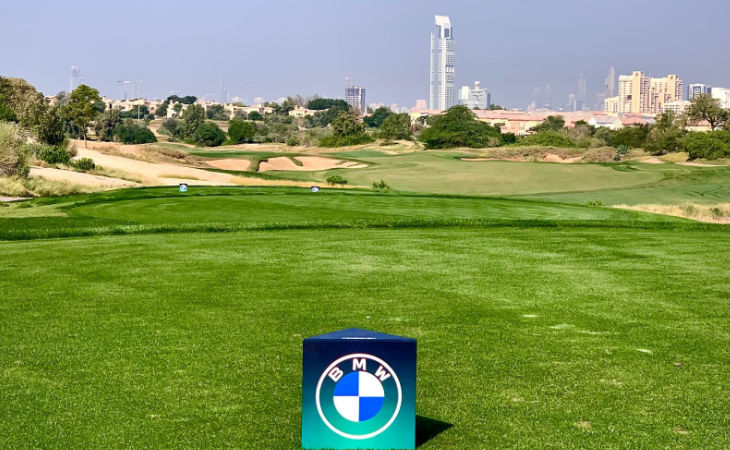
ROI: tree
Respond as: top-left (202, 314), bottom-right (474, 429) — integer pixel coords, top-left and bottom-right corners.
top-left (95, 109), bottom-right (123, 142)
top-left (228, 119), bottom-right (256, 144)
top-left (0, 94), bottom-right (16, 122)
top-left (63, 84), bottom-right (101, 146)
top-left (206, 104), bottom-right (229, 121)
top-left (304, 106), bottom-right (345, 128)
top-left (419, 105), bottom-right (502, 149)
top-left (159, 118), bottom-right (181, 139)
top-left (306, 98), bottom-right (349, 111)
top-left (644, 111), bottom-right (684, 155)
top-left (379, 113), bottom-right (411, 142)
top-left (180, 104), bottom-right (205, 138)
top-left (688, 94), bottom-right (728, 130)
top-left (611, 125), bottom-right (649, 148)
top-left (167, 95), bottom-right (197, 104)
top-left (318, 112), bottom-right (374, 147)
top-left (530, 115), bottom-right (565, 133)
top-left (120, 105), bottom-right (151, 120)
top-left (247, 110), bottom-right (263, 121)
top-left (155, 101), bottom-right (169, 118)
top-left (35, 106), bottom-right (67, 146)
top-left (488, 104), bottom-right (506, 110)
top-left (172, 103), bottom-right (183, 118)
top-left (193, 122), bottom-right (226, 147)
top-left (363, 107), bottom-right (391, 128)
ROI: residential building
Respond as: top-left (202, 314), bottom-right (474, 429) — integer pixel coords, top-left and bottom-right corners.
top-left (458, 81), bottom-right (489, 109)
top-left (689, 83), bottom-right (711, 99)
top-left (604, 66), bottom-right (616, 99)
top-left (344, 80), bottom-right (366, 115)
top-left (662, 100), bottom-right (691, 115)
top-left (711, 87), bottom-right (730, 108)
top-left (588, 115), bottom-right (623, 130)
top-left (605, 71), bottom-right (682, 115)
top-left (429, 15), bottom-right (455, 110)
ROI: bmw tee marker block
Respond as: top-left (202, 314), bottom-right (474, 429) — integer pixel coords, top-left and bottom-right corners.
top-left (302, 328), bottom-right (416, 449)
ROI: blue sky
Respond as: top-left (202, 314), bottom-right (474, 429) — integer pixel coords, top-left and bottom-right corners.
top-left (1, 0), bottom-right (728, 108)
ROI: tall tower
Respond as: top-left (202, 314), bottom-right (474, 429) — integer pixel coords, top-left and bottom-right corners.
top-left (429, 15), bottom-right (455, 110)
top-left (577, 73), bottom-right (587, 103)
top-left (344, 78), bottom-right (366, 115)
top-left (69, 65), bottom-right (80, 93)
top-left (605, 66), bottom-right (616, 98)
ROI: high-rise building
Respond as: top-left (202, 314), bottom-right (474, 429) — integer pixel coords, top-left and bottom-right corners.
top-left (606, 71), bottom-right (682, 114)
top-left (344, 79), bottom-right (366, 115)
top-left (577, 73), bottom-right (587, 103)
top-left (429, 15), bottom-right (455, 111)
top-left (711, 87), bottom-right (730, 108)
top-left (605, 66), bottom-right (616, 99)
top-left (458, 81), bottom-right (489, 109)
top-left (689, 83), bottom-right (711, 99)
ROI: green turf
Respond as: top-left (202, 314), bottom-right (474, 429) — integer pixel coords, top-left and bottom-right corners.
top-left (238, 151), bottom-right (730, 204)
top-left (0, 187), bottom-right (728, 448)
top-left (0, 225), bottom-right (728, 447)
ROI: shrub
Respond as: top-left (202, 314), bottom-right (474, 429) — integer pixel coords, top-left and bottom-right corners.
top-left (113, 122), bottom-right (157, 144)
top-left (33, 143), bottom-right (71, 165)
top-left (519, 130), bottom-right (575, 148)
top-left (326, 175), bottom-right (347, 185)
top-left (72, 157), bottom-right (95, 172)
top-left (193, 122), bottom-right (226, 147)
top-left (684, 130), bottom-right (730, 160)
top-left (372, 180), bottom-right (389, 191)
top-left (0, 123), bottom-right (29, 177)
top-left (286, 136), bottom-right (300, 146)
top-left (228, 119), bottom-right (256, 144)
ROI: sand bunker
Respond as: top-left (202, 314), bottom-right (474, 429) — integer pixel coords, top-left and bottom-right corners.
top-left (206, 159), bottom-right (252, 171)
top-left (29, 167), bottom-right (139, 188)
top-left (542, 153), bottom-right (583, 163)
top-left (677, 161), bottom-right (722, 167)
top-left (258, 156), bottom-right (366, 172)
top-left (640, 157), bottom-right (665, 164)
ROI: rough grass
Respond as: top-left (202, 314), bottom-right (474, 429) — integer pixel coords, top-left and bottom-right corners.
top-left (615, 202), bottom-right (730, 223)
top-left (0, 176), bottom-right (90, 197)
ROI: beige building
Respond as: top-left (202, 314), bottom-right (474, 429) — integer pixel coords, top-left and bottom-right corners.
top-left (606, 71), bottom-right (683, 115)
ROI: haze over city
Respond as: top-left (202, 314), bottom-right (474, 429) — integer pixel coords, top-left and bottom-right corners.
top-left (2, 0), bottom-right (729, 108)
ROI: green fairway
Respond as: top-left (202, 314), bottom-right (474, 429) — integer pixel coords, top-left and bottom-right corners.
top-left (196, 149), bottom-right (730, 205)
top-left (0, 188), bottom-right (728, 448)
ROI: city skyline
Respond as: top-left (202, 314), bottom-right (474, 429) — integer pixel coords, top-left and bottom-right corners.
top-left (2, 0), bottom-right (730, 108)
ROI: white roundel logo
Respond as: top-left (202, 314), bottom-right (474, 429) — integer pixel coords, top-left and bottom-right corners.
top-left (316, 353), bottom-right (401, 439)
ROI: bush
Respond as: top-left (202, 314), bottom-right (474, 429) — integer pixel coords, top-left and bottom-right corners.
top-left (72, 157), bottom-right (95, 172)
top-left (684, 131), bottom-right (730, 160)
top-left (0, 122), bottom-right (29, 177)
top-left (326, 175), bottom-right (347, 185)
top-left (372, 180), bottom-right (389, 191)
top-left (113, 122), bottom-right (157, 144)
top-left (519, 130), bottom-right (575, 148)
top-left (247, 111), bottom-right (263, 121)
top-left (286, 136), bottom-right (300, 146)
top-left (34, 143), bottom-right (71, 165)
top-left (306, 98), bottom-right (349, 111)
top-left (193, 122), bottom-right (226, 147)
top-left (318, 134), bottom-right (374, 147)
top-left (228, 119), bottom-right (256, 144)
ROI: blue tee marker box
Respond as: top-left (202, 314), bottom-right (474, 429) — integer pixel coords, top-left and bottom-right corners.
top-left (302, 328), bottom-right (416, 449)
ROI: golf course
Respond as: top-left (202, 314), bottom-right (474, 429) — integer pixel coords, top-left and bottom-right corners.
top-left (1, 150), bottom-right (729, 449)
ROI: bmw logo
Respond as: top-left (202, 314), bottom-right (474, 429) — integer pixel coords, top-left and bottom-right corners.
top-left (315, 353), bottom-right (402, 440)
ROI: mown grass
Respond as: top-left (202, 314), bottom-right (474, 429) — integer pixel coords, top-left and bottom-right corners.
top-left (0, 186), bottom-right (698, 241)
top-left (0, 226), bottom-right (728, 448)
top-left (0, 186), bottom-right (727, 448)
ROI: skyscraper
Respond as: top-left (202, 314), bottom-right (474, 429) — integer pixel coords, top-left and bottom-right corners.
top-left (458, 81), bottom-right (489, 109)
top-left (429, 15), bottom-right (455, 110)
top-left (608, 71), bottom-right (683, 114)
top-left (605, 66), bottom-right (616, 99)
top-left (344, 79), bottom-right (366, 115)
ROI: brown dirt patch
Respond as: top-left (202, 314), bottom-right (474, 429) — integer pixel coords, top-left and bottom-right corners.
top-left (542, 153), bottom-right (583, 163)
top-left (640, 157), bottom-right (665, 164)
top-left (614, 203), bottom-right (730, 224)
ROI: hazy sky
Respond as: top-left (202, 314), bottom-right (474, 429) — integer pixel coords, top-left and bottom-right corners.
top-left (2, 0), bottom-right (729, 109)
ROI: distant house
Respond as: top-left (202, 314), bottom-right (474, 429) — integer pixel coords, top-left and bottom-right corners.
top-left (588, 115), bottom-right (623, 130)
top-left (288, 106), bottom-right (317, 118)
